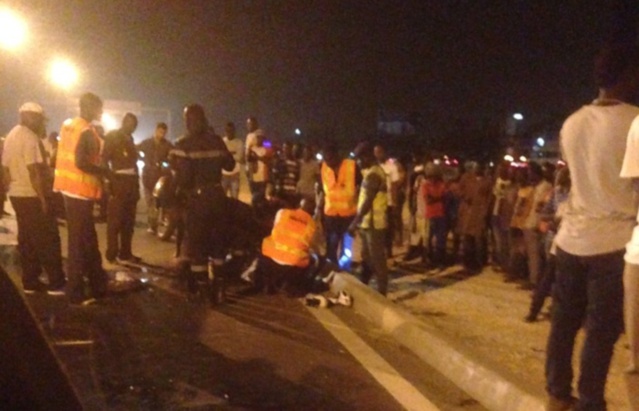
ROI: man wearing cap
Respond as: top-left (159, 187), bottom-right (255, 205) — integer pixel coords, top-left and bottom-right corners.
top-left (1, 102), bottom-right (66, 295)
top-left (54, 93), bottom-right (111, 306)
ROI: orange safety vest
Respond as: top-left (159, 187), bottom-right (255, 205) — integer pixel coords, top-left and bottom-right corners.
top-left (53, 117), bottom-right (103, 200)
top-left (262, 208), bottom-right (316, 267)
top-left (321, 159), bottom-right (357, 217)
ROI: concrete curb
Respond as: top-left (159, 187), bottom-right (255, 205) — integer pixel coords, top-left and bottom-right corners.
top-left (330, 272), bottom-right (546, 411)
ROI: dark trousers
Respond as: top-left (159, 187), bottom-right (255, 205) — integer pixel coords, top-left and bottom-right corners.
top-left (462, 233), bottom-right (486, 273)
top-left (359, 228), bottom-right (388, 296)
top-left (528, 254), bottom-right (556, 318)
top-left (256, 255), bottom-right (322, 297)
top-left (105, 175), bottom-right (139, 261)
top-left (185, 187), bottom-right (227, 271)
top-left (385, 206), bottom-right (395, 256)
top-left (545, 248), bottom-right (624, 411)
top-left (9, 196), bottom-right (65, 290)
top-left (428, 216), bottom-right (447, 266)
top-left (249, 181), bottom-right (266, 207)
top-left (64, 195), bottom-right (107, 303)
top-left (323, 215), bottom-right (353, 264)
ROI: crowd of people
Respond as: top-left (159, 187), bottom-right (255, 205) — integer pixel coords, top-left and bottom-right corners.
top-left (2, 42), bottom-right (639, 411)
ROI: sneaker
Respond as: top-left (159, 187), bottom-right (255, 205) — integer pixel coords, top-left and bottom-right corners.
top-left (304, 294), bottom-right (331, 308)
top-left (23, 283), bottom-right (46, 294)
top-left (47, 287), bottom-right (66, 296)
top-left (70, 297), bottom-right (97, 307)
top-left (329, 290), bottom-right (352, 307)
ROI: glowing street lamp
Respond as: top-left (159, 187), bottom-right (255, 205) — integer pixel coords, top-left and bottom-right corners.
top-left (513, 113), bottom-right (524, 121)
top-left (0, 8), bottom-right (28, 51)
top-left (49, 59), bottom-right (79, 90)
top-left (294, 128), bottom-right (301, 136)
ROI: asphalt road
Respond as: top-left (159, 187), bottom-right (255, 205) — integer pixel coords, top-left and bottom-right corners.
top-left (12, 212), bottom-right (486, 411)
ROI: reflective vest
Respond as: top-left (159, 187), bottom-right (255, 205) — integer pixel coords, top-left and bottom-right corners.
top-left (262, 208), bottom-right (316, 267)
top-left (53, 117), bottom-right (103, 200)
top-left (358, 165), bottom-right (388, 229)
top-left (321, 159), bottom-right (357, 217)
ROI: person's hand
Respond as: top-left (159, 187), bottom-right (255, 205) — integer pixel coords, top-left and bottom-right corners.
top-left (347, 220), bottom-right (358, 237)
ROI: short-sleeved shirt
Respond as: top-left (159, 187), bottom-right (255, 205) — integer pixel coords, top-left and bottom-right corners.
top-left (555, 102), bottom-right (639, 256)
top-left (1, 125), bottom-right (43, 197)
top-left (380, 159), bottom-right (400, 206)
top-left (222, 136), bottom-right (244, 176)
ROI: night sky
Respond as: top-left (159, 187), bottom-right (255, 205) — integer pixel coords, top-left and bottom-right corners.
top-left (0, 1), bottom-right (636, 145)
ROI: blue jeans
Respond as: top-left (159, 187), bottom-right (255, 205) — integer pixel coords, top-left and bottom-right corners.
top-left (545, 248), bottom-right (624, 411)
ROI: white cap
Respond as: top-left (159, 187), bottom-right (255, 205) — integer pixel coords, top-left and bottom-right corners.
top-left (19, 102), bottom-right (44, 114)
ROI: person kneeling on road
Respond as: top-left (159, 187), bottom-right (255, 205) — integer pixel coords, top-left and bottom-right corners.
top-left (254, 197), bottom-right (324, 296)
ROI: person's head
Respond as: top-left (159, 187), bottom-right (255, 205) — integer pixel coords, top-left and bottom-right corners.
top-left (354, 141), bottom-right (376, 169)
top-left (225, 122), bottom-right (236, 139)
top-left (373, 144), bottom-right (387, 162)
top-left (79, 92), bottom-right (103, 122)
top-left (48, 131), bottom-right (59, 146)
top-left (594, 43), bottom-right (639, 102)
top-left (247, 116), bottom-right (258, 132)
top-left (183, 104), bottom-right (208, 136)
top-left (121, 113), bottom-right (138, 135)
top-left (300, 196), bottom-right (316, 215)
top-left (527, 162), bottom-right (543, 185)
top-left (154, 122), bottom-right (168, 140)
top-left (302, 145), bottom-right (314, 161)
top-left (322, 142), bottom-right (341, 168)
top-left (541, 161), bottom-right (556, 183)
top-left (282, 141), bottom-right (293, 159)
top-left (498, 161), bottom-right (512, 180)
top-left (18, 102), bottom-right (45, 135)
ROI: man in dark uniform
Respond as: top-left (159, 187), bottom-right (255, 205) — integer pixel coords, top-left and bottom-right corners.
top-left (171, 104), bottom-right (235, 303)
top-left (102, 113), bottom-right (141, 264)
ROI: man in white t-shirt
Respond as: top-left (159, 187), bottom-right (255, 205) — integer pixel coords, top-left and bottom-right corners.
top-left (1, 102), bottom-right (66, 295)
top-left (222, 122), bottom-right (244, 199)
top-left (545, 44), bottom-right (639, 411)
top-left (374, 144), bottom-right (401, 256)
top-left (620, 113), bottom-right (639, 375)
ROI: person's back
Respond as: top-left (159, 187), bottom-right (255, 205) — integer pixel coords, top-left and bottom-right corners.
top-left (555, 104), bottom-right (639, 255)
top-left (545, 43), bottom-right (639, 411)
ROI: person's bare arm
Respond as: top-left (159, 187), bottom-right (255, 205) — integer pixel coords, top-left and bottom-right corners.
top-left (2, 167), bottom-right (11, 192)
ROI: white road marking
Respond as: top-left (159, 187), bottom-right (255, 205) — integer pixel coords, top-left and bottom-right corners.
top-left (306, 306), bottom-right (440, 411)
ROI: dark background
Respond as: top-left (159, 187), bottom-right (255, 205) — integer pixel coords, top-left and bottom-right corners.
top-left (1, 1), bottom-right (637, 152)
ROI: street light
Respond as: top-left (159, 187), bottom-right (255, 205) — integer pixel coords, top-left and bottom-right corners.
top-left (0, 8), bottom-right (27, 51)
top-left (294, 128), bottom-right (301, 136)
top-left (49, 59), bottom-right (79, 90)
top-left (513, 113), bottom-right (524, 121)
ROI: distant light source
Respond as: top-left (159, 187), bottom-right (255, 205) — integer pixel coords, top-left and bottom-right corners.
top-left (101, 113), bottom-right (118, 131)
top-left (536, 137), bottom-right (545, 147)
top-left (294, 128), bottom-right (301, 136)
top-left (349, 152), bottom-right (355, 158)
top-left (316, 153), bottom-right (323, 161)
top-left (513, 113), bottom-right (524, 121)
top-left (519, 155), bottom-right (527, 162)
top-left (49, 59), bottom-right (79, 90)
top-left (504, 154), bottom-right (514, 162)
top-left (0, 8), bottom-right (27, 51)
